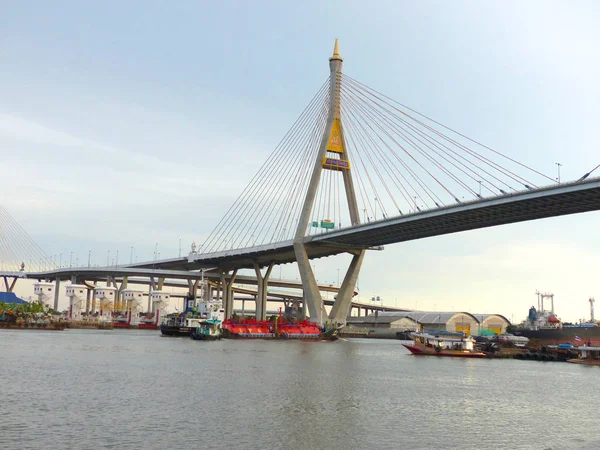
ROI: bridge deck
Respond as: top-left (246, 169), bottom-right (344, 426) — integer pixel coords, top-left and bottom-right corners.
top-left (186, 178), bottom-right (600, 269)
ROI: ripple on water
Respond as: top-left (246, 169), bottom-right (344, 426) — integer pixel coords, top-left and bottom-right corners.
top-left (1, 332), bottom-right (599, 449)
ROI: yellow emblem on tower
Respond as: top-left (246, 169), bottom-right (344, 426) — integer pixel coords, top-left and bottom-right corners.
top-left (327, 119), bottom-right (344, 154)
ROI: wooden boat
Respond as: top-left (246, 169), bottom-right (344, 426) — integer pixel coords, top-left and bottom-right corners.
top-left (403, 332), bottom-right (486, 358)
top-left (0, 311), bottom-right (67, 330)
top-left (567, 346), bottom-right (600, 366)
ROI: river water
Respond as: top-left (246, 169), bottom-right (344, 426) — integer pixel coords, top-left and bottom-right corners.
top-left (1, 329), bottom-right (598, 450)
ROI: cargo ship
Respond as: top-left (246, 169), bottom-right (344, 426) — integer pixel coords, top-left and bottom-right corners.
top-left (221, 315), bottom-right (340, 340)
top-left (513, 293), bottom-right (600, 346)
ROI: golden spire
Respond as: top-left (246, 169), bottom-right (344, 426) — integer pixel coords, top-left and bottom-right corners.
top-left (329, 38), bottom-right (343, 62)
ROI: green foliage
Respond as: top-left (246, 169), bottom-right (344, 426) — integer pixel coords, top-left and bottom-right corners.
top-left (0, 299), bottom-right (50, 315)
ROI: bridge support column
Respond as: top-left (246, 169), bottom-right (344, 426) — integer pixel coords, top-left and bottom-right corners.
top-left (118, 276), bottom-right (128, 314)
top-left (203, 281), bottom-right (211, 302)
top-left (329, 250), bottom-right (365, 325)
top-left (85, 287), bottom-right (91, 314)
top-left (187, 279), bottom-right (199, 305)
top-left (254, 262), bottom-right (274, 321)
top-left (147, 282), bottom-right (152, 312)
top-left (294, 243), bottom-right (327, 324)
top-left (53, 277), bottom-right (60, 311)
top-left (3, 276), bottom-right (18, 292)
top-left (220, 269), bottom-right (238, 319)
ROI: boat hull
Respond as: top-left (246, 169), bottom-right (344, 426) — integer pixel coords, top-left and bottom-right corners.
top-left (567, 358), bottom-right (600, 366)
top-left (191, 332), bottom-right (221, 341)
top-left (403, 343), bottom-right (486, 358)
top-left (0, 322), bottom-right (67, 331)
top-left (160, 324), bottom-right (194, 337)
top-left (221, 321), bottom-right (340, 341)
top-left (514, 328), bottom-right (600, 346)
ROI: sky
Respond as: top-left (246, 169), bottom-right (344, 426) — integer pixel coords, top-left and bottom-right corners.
top-left (2, 1), bottom-right (600, 322)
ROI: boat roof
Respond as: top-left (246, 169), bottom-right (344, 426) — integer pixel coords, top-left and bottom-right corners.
top-left (411, 332), bottom-right (473, 342)
top-left (203, 319), bottom-right (221, 325)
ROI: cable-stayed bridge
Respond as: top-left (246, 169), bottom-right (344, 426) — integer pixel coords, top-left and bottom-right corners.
top-left (3, 40), bottom-right (600, 323)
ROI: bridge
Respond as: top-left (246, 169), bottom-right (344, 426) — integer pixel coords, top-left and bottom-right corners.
top-left (2, 40), bottom-right (600, 324)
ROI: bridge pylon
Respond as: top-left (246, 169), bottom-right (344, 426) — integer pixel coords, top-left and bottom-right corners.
top-left (294, 39), bottom-right (365, 325)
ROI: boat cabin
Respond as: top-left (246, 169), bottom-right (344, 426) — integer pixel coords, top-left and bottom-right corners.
top-left (184, 317), bottom-right (202, 328)
top-left (412, 332), bottom-right (476, 351)
top-left (578, 347), bottom-right (600, 360)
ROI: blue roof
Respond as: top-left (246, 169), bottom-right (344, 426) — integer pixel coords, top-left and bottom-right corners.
top-left (0, 292), bottom-right (27, 304)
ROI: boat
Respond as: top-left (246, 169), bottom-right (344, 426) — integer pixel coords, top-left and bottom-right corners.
top-left (513, 293), bottom-right (600, 346)
top-left (0, 311), bottom-right (67, 330)
top-left (0, 319), bottom-right (67, 330)
top-left (492, 333), bottom-right (529, 347)
top-left (402, 331), bottom-right (486, 357)
top-left (191, 319), bottom-right (222, 341)
top-left (567, 346), bottom-right (600, 366)
top-left (160, 314), bottom-right (205, 337)
top-left (160, 297), bottom-right (225, 337)
top-left (221, 314), bottom-right (340, 340)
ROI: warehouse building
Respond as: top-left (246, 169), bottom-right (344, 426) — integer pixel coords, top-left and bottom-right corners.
top-left (344, 311), bottom-right (510, 338)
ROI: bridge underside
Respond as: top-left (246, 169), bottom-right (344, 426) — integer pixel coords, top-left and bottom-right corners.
top-left (319, 180), bottom-right (600, 247)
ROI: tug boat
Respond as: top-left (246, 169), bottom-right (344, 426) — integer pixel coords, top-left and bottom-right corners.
top-left (191, 319), bottom-right (222, 341)
top-left (160, 299), bottom-right (225, 337)
top-left (160, 315), bottom-right (204, 337)
top-left (403, 331), bottom-right (486, 358)
top-left (221, 316), bottom-right (340, 340)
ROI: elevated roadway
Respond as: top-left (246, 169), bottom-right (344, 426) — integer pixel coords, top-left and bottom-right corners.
top-left (179, 177), bottom-right (600, 269)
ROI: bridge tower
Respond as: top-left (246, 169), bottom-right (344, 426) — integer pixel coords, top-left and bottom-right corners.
top-left (294, 40), bottom-right (365, 325)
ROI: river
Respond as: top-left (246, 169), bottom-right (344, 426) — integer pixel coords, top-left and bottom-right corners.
top-left (1, 329), bottom-right (598, 449)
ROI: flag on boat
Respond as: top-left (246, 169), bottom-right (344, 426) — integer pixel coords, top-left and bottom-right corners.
top-left (574, 336), bottom-right (582, 342)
